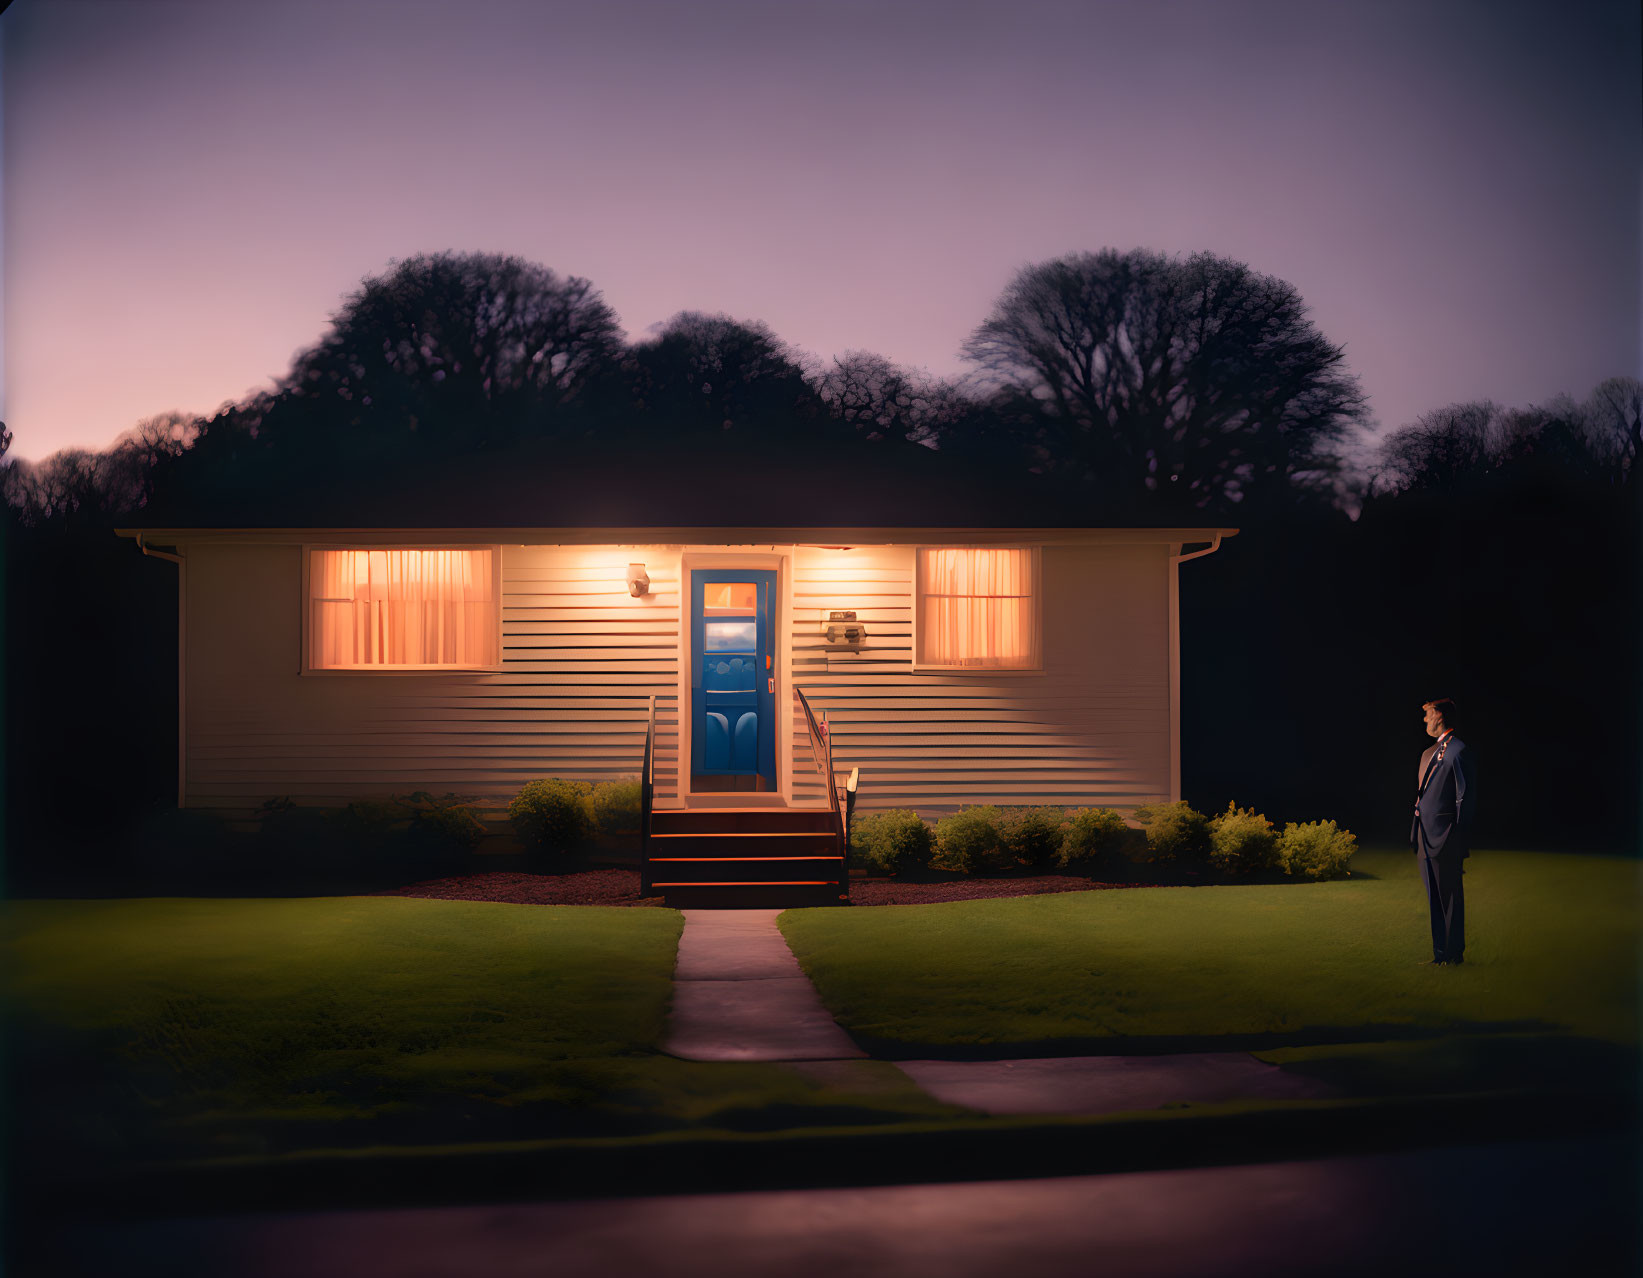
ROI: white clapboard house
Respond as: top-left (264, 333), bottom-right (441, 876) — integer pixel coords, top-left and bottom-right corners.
top-left (116, 522), bottom-right (1234, 904)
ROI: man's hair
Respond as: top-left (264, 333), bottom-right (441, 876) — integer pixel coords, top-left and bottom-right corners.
top-left (1423, 698), bottom-right (1461, 731)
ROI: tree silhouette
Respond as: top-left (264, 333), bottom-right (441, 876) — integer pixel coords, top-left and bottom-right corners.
top-left (1370, 385), bottom-right (1639, 498)
top-left (962, 249), bottom-right (1366, 510)
top-left (1369, 401), bottom-right (1498, 496)
top-left (1581, 376), bottom-right (1642, 481)
top-left (625, 312), bottom-right (821, 438)
top-left (286, 252), bottom-right (624, 452)
top-left (813, 351), bottom-right (963, 447)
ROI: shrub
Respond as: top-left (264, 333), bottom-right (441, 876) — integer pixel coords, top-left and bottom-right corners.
top-left (336, 797), bottom-right (413, 850)
top-left (1131, 801), bottom-right (1212, 862)
top-left (930, 806), bottom-right (1010, 875)
top-left (401, 791), bottom-right (489, 851)
top-left (996, 807), bottom-right (1068, 868)
top-left (1208, 803), bottom-right (1279, 875)
top-left (588, 779), bottom-right (642, 835)
top-left (1277, 820), bottom-right (1357, 881)
top-left (1058, 807), bottom-right (1131, 868)
top-left (849, 809), bottom-right (935, 874)
top-left (508, 778), bottom-right (593, 855)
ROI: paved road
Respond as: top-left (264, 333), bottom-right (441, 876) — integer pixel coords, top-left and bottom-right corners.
top-left (43, 1136), bottom-right (1637, 1278)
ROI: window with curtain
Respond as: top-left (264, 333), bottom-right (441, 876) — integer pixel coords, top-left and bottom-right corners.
top-left (308, 548), bottom-right (499, 670)
top-left (916, 547), bottom-right (1040, 669)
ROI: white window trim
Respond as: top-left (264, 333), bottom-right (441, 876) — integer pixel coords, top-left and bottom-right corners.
top-left (300, 542), bottom-right (505, 675)
top-left (911, 544), bottom-right (1046, 674)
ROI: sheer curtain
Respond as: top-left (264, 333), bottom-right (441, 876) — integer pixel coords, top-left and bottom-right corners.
top-left (917, 547), bottom-right (1039, 668)
top-left (310, 548), bottom-right (497, 668)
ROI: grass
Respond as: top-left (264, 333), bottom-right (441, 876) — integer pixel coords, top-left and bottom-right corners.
top-left (779, 849), bottom-right (1641, 1050)
top-left (1, 897), bottom-right (960, 1170)
top-left (8, 849), bottom-right (1635, 1190)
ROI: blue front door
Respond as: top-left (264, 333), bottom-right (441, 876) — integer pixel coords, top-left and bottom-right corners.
top-left (691, 570), bottom-right (777, 789)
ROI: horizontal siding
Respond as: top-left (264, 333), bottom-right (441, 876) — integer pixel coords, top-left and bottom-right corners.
top-left (185, 539), bottom-right (1174, 819)
top-left (787, 545), bottom-right (1170, 815)
top-left (186, 544), bottom-right (680, 816)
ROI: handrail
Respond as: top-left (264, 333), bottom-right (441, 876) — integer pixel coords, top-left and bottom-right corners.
top-left (843, 767), bottom-right (859, 868)
top-left (640, 694), bottom-right (656, 894)
top-left (794, 686), bottom-right (844, 855)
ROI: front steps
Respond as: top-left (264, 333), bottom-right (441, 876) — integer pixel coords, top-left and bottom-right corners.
top-left (645, 807), bottom-right (848, 908)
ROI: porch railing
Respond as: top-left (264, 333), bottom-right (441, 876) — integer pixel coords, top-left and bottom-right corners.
top-left (795, 686), bottom-right (849, 863)
top-left (639, 694), bottom-right (655, 894)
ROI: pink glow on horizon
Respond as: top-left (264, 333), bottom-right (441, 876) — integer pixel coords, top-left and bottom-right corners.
top-left (3, 0), bottom-right (1637, 462)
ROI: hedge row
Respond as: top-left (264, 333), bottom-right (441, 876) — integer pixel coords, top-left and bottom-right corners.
top-left (126, 781), bottom-right (639, 888)
top-left (849, 801), bottom-right (1356, 881)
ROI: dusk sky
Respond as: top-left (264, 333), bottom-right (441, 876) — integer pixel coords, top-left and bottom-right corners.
top-left (3, 0), bottom-right (1638, 462)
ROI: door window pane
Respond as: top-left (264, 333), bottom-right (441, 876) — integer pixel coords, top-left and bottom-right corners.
top-left (703, 620), bottom-right (757, 652)
top-left (703, 582), bottom-right (757, 615)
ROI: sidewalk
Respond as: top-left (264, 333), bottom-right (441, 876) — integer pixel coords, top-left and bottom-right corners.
top-left (663, 909), bottom-right (866, 1061)
top-left (662, 908), bottom-right (1339, 1113)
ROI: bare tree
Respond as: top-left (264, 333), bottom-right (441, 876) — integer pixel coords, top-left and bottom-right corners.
top-left (1372, 380), bottom-right (1640, 496)
top-left (1582, 376), bottom-right (1642, 479)
top-left (814, 351), bottom-right (964, 446)
top-left (962, 248), bottom-right (1367, 507)
top-left (627, 312), bottom-right (819, 434)
top-left (1369, 401), bottom-right (1500, 496)
top-left (287, 252), bottom-right (625, 445)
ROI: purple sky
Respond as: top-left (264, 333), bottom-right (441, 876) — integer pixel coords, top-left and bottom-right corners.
top-left (3, 0), bottom-right (1638, 462)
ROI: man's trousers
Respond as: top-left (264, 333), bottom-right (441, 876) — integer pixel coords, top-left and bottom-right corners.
top-left (1419, 852), bottom-right (1466, 963)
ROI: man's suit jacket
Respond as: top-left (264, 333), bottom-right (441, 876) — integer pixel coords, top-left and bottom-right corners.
top-left (1411, 733), bottom-right (1476, 859)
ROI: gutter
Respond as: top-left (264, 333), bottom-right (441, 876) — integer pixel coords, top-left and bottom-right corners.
top-left (1166, 529), bottom-right (1234, 804)
top-left (135, 531), bottom-right (185, 565)
top-left (1170, 532), bottom-right (1227, 565)
top-left (127, 532), bottom-right (187, 807)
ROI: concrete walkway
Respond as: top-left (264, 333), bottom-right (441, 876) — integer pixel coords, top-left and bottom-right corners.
top-left (662, 908), bottom-right (1338, 1113)
top-left (663, 910), bottom-right (866, 1061)
top-left (896, 1052), bottom-right (1341, 1115)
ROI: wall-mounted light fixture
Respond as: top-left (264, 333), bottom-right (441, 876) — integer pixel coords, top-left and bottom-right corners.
top-left (626, 563), bottom-right (650, 598)
top-left (822, 609), bottom-right (866, 646)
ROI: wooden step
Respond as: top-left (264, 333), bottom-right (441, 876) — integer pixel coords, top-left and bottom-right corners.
top-left (648, 831), bottom-right (839, 858)
top-left (658, 883), bottom-right (850, 909)
top-left (648, 855), bottom-right (846, 885)
top-left (651, 808), bottom-right (837, 835)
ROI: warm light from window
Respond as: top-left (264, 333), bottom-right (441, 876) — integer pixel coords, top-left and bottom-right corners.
top-left (917, 547), bottom-right (1039, 668)
top-left (310, 548), bottom-right (498, 669)
top-left (704, 582), bottom-right (757, 615)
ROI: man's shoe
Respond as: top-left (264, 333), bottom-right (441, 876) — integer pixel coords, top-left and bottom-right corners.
top-left (1422, 959), bottom-right (1448, 966)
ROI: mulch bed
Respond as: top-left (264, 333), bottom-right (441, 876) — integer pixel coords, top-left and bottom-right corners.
top-left (374, 869), bottom-right (1158, 906)
top-left (847, 875), bottom-right (1153, 905)
top-left (375, 870), bottom-right (658, 906)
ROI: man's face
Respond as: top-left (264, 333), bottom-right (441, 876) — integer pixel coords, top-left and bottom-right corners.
top-left (1422, 703), bottom-right (1445, 737)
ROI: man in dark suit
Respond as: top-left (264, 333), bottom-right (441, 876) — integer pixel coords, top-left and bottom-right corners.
top-left (1411, 697), bottom-right (1476, 965)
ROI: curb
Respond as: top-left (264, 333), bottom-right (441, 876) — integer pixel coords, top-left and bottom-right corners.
top-left (29, 1087), bottom-right (1635, 1221)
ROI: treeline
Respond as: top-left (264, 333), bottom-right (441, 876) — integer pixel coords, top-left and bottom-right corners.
top-left (2, 248), bottom-right (1375, 528)
top-left (1, 249), bottom-right (1637, 885)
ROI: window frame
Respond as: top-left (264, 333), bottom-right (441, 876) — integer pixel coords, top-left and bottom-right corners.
top-left (911, 544), bottom-right (1045, 675)
top-left (300, 542), bottom-right (505, 675)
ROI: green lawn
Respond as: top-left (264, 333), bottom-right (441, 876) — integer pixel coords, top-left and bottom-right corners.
top-left (779, 849), bottom-right (1641, 1050)
top-left (8, 850), bottom-right (1636, 1182)
top-left (1, 897), bottom-right (958, 1169)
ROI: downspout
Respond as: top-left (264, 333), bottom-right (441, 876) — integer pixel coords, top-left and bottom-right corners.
top-left (136, 531), bottom-right (184, 566)
top-left (134, 533), bottom-right (187, 808)
top-left (1172, 533), bottom-right (1223, 566)
top-left (1167, 533), bottom-right (1227, 803)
